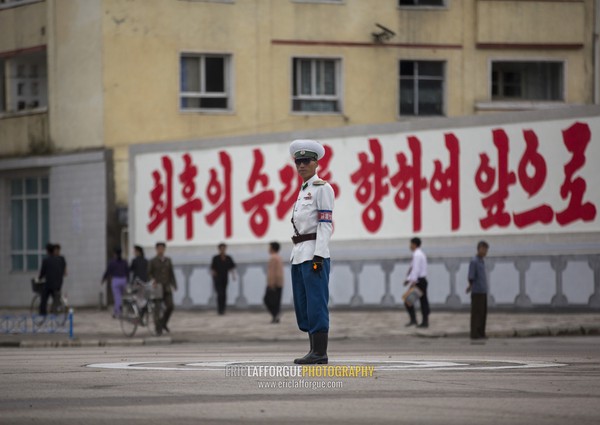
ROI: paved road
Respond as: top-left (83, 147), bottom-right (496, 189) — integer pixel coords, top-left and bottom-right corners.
top-left (1, 336), bottom-right (599, 424)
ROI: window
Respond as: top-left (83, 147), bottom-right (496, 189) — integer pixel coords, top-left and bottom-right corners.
top-left (0, 52), bottom-right (48, 113)
top-left (180, 54), bottom-right (231, 111)
top-left (491, 61), bottom-right (563, 101)
top-left (399, 60), bottom-right (445, 116)
top-left (0, 0), bottom-right (44, 9)
top-left (399, 0), bottom-right (445, 6)
top-left (292, 58), bottom-right (341, 113)
top-left (10, 177), bottom-right (50, 272)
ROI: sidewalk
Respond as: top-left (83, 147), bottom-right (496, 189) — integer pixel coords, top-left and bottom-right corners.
top-left (1, 308), bottom-right (600, 348)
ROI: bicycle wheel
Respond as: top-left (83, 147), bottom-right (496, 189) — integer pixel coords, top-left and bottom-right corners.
top-left (119, 301), bottom-right (138, 337)
top-left (30, 295), bottom-right (46, 326)
top-left (139, 304), bottom-right (149, 327)
top-left (147, 300), bottom-right (164, 336)
top-left (30, 294), bottom-right (41, 316)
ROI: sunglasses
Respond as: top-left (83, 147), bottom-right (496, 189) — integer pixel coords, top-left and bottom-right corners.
top-left (295, 158), bottom-right (314, 166)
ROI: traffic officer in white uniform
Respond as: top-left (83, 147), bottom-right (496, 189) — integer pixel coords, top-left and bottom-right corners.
top-left (289, 139), bottom-right (334, 365)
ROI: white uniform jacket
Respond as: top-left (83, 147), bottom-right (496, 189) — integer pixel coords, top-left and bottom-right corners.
top-left (290, 174), bottom-right (335, 265)
top-left (406, 248), bottom-right (427, 285)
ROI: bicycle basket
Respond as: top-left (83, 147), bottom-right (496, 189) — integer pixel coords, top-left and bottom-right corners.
top-left (149, 283), bottom-right (164, 300)
top-left (31, 278), bottom-right (44, 294)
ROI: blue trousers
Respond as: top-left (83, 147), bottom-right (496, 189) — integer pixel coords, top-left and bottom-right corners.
top-left (291, 259), bottom-right (330, 335)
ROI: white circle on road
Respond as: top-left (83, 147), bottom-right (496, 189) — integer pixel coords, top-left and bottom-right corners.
top-left (86, 359), bottom-right (566, 372)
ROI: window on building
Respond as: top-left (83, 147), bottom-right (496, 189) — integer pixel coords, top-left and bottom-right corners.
top-left (180, 54), bottom-right (231, 111)
top-left (10, 177), bottom-right (49, 272)
top-left (399, 60), bottom-right (445, 116)
top-left (0, 51), bottom-right (48, 113)
top-left (491, 61), bottom-right (564, 101)
top-left (292, 58), bottom-right (341, 113)
top-left (0, 0), bottom-right (44, 9)
top-left (399, 0), bottom-right (445, 6)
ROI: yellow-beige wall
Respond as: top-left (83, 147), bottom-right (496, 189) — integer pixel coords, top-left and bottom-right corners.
top-left (0, 0), bottom-right (46, 52)
top-left (46, 0), bottom-right (105, 152)
top-left (476, 0), bottom-right (585, 44)
top-left (1, 0), bottom-right (596, 205)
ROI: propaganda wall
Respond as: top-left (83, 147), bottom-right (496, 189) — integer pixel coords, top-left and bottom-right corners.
top-left (129, 107), bottom-right (600, 310)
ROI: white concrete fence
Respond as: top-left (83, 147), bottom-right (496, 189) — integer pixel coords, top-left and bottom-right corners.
top-left (171, 254), bottom-right (600, 310)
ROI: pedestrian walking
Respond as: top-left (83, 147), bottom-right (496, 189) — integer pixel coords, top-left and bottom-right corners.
top-left (289, 139), bottom-right (334, 365)
top-left (403, 237), bottom-right (430, 328)
top-left (129, 245), bottom-right (148, 283)
top-left (38, 243), bottom-right (62, 315)
top-left (148, 242), bottom-right (177, 335)
top-left (467, 240), bottom-right (489, 340)
top-left (102, 248), bottom-right (129, 318)
top-left (264, 241), bottom-right (284, 323)
top-left (210, 243), bottom-right (237, 315)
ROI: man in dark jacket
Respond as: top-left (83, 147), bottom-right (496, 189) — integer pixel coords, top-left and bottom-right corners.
top-left (467, 241), bottom-right (490, 340)
top-left (210, 243), bottom-right (237, 315)
top-left (38, 243), bottom-right (62, 315)
top-left (129, 245), bottom-right (148, 283)
top-left (148, 242), bottom-right (177, 335)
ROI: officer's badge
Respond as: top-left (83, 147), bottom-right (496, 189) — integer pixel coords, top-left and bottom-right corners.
top-left (313, 180), bottom-right (327, 186)
top-left (304, 192), bottom-right (313, 200)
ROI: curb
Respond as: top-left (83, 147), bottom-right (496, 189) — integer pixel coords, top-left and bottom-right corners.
top-left (2, 324), bottom-right (599, 348)
top-left (11, 336), bottom-right (173, 348)
top-left (417, 324), bottom-right (600, 339)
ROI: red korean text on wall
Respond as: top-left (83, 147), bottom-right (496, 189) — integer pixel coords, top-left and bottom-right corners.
top-left (145, 121), bottom-right (596, 242)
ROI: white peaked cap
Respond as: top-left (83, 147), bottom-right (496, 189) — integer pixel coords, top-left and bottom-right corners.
top-left (289, 139), bottom-right (325, 160)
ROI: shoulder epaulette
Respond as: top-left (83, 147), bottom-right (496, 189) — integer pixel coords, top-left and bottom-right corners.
top-left (313, 180), bottom-right (327, 186)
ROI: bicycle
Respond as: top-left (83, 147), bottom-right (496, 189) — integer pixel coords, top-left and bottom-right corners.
top-left (119, 278), bottom-right (165, 338)
top-left (30, 278), bottom-right (70, 326)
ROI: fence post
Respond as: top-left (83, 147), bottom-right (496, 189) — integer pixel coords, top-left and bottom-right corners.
top-left (444, 258), bottom-right (462, 308)
top-left (550, 256), bottom-right (569, 307)
top-left (68, 309), bottom-right (74, 339)
top-left (514, 258), bottom-right (532, 307)
top-left (349, 261), bottom-right (364, 307)
top-left (181, 265), bottom-right (195, 308)
top-left (235, 265), bottom-right (248, 308)
top-left (380, 260), bottom-right (396, 306)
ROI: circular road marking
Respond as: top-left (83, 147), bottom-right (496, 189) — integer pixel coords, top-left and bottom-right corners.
top-left (86, 359), bottom-right (567, 372)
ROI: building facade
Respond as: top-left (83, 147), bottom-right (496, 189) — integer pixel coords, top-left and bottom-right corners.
top-left (1, 0), bottom-right (599, 307)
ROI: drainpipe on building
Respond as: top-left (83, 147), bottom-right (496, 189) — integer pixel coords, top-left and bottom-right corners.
top-left (595, 0), bottom-right (600, 104)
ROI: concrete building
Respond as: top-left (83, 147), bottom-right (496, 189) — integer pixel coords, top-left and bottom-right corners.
top-left (1, 0), bottom-right (599, 308)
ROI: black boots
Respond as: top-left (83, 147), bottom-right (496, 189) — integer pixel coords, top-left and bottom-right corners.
top-left (294, 332), bottom-right (328, 365)
top-left (294, 333), bottom-right (313, 364)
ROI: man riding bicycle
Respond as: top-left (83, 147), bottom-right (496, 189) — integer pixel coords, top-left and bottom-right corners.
top-left (38, 243), bottom-right (63, 315)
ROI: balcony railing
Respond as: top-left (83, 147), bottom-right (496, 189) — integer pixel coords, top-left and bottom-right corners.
top-left (0, 109), bottom-right (49, 156)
